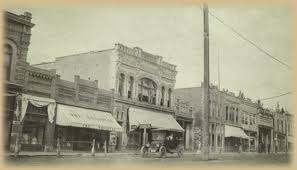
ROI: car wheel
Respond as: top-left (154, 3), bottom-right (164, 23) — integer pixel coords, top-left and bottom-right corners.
top-left (159, 146), bottom-right (166, 158)
top-left (177, 147), bottom-right (184, 158)
top-left (141, 146), bottom-right (147, 158)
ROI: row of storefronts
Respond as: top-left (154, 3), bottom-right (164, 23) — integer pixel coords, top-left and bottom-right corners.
top-left (4, 11), bottom-right (291, 154)
top-left (6, 93), bottom-right (188, 152)
top-left (175, 86), bottom-right (293, 154)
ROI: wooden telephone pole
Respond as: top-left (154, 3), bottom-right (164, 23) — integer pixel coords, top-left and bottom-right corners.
top-left (202, 3), bottom-right (210, 160)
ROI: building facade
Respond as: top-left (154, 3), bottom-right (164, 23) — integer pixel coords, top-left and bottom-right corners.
top-left (4, 11), bottom-right (122, 153)
top-left (34, 43), bottom-right (192, 151)
top-left (175, 85), bottom-right (292, 153)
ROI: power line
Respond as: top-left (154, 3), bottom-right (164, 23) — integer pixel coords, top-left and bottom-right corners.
top-left (258, 92), bottom-right (292, 101)
top-left (199, 6), bottom-right (292, 70)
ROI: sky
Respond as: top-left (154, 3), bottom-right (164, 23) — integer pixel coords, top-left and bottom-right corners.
top-left (7, 5), bottom-right (292, 111)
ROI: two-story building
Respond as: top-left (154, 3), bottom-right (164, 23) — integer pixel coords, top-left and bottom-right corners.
top-left (273, 104), bottom-right (288, 153)
top-left (175, 85), bottom-right (261, 153)
top-left (4, 11), bottom-right (123, 153)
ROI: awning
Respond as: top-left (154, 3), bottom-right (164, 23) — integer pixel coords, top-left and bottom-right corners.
top-left (225, 125), bottom-right (249, 139)
top-left (129, 107), bottom-right (184, 132)
top-left (19, 94), bottom-right (56, 123)
top-left (56, 104), bottom-right (123, 132)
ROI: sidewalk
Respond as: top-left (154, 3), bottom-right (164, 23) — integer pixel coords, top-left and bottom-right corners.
top-left (5, 151), bottom-right (141, 157)
top-left (5, 150), bottom-right (288, 157)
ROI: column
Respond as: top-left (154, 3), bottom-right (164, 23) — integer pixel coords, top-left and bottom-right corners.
top-left (248, 132), bottom-right (251, 152)
top-left (9, 95), bottom-right (23, 152)
top-left (44, 117), bottom-right (56, 152)
top-left (185, 123), bottom-right (190, 150)
top-left (214, 124), bottom-right (217, 153)
top-left (270, 129), bottom-right (274, 153)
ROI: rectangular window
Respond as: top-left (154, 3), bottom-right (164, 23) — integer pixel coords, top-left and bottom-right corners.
top-left (211, 134), bottom-right (215, 146)
top-left (242, 113), bottom-right (245, 124)
top-left (217, 135), bottom-right (221, 147)
top-left (121, 112), bottom-right (124, 120)
top-left (249, 115), bottom-right (252, 125)
top-left (225, 106), bottom-right (228, 120)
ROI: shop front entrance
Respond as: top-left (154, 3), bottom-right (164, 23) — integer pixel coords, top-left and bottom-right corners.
top-left (55, 104), bottom-right (123, 152)
top-left (20, 103), bottom-right (48, 151)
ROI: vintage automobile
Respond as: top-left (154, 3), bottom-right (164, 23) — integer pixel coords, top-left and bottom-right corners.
top-left (140, 130), bottom-right (184, 158)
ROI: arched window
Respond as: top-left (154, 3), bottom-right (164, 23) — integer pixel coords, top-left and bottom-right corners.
top-left (128, 76), bottom-right (134, 99)
top-left (5, 44), bottom-right (13, 81)
top-left (225, 106), bottom-right (228, 120)
top-left (167, 88), bottom-right (172, 107)
top-left (118, 73), bottom-right (125, 96)
top-left (138, 78), bottom-right (157, 105)
top-left (160, 86), bottom-right (165, 106)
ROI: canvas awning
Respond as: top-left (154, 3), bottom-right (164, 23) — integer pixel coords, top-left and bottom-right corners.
top-left (129, 107), bottom-right (184, 132)
top-left (56, 104), bottom-right (123, 132)
top-left (225, 125), bottom-right (249, 139)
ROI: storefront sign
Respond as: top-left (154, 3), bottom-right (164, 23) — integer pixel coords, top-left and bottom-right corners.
top-left (109, 132), bottom-right (117, 146)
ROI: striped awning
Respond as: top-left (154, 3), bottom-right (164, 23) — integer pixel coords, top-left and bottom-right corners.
top-left (129, 107), bottom-right (184, 132)
top-left (56, 104), bottom-right (123, 132)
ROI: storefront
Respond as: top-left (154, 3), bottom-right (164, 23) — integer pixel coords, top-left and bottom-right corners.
top-left (54, 104), bottom-right (123, 152)
top-left (275, 133), bottom-right (286, 153)
top-left (258, 126), bottom-right (273, 153)
top-left (127, 107), bottom-right (184, 149)
top-left (12, 94), bottom-right (56, 151)
top-left (287, 136), bottom-right (293, 152)
top-left (224, 125), bottom-right (249, 152)
top-left (176, 119), bottom-right (193, 150)
top-left (242, 131), bottom-right (257, 152)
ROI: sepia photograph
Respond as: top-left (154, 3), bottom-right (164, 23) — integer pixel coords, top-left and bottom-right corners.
top-left (1, 0), bottom-right (294, 168)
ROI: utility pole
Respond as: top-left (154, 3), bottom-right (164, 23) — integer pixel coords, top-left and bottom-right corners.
top-left (218, 48), bottom-right (223, 154)
top-left (202, 3), bottom-right (210, 161)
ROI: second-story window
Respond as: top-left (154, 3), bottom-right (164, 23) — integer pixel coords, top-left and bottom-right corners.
top-left (118, 73), bottom-right (125, 96)
top-left (128, 76), bottom-right (134, 99)
top-left (242, 112), bottom-right (245, 124)
top-left (236, 108), bottom-right (239, 123)
top-left (225, 106), bottom-right (229, 120)
top-left (138, 78), bottom-right (157, 105)
top-left (161, 86), bottom-right (165, 106)
top-left (167, 88), bottom-right (172, 107)
top-left (281, 120), bottom-right (284, 132)
top-left (230, 107), bottom-right (234, 121)
top-left (5, 44), bottom-right (13, 81)
top-left (245, 113), bottom-right (248, 125)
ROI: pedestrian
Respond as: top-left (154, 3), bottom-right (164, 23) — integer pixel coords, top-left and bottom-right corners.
top-left (268, 143), bottom-right (271, 153)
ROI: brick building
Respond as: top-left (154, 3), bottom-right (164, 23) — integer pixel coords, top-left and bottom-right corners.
top-left (4, 11), bottom-right (122, 153)
top-left (34, 43), bottom-right (191, 151)
top-left (176, 85), bottom-right (260, 153)
top-left (175, 85), bottom-right (292, 153)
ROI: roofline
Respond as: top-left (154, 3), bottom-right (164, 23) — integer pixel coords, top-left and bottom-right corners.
top-left (5, 11), bottom-right (35, 27)
top-left (55, 48), bottom-right (114, 60)
top-left (32, 61), bottom-right (55, 66)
